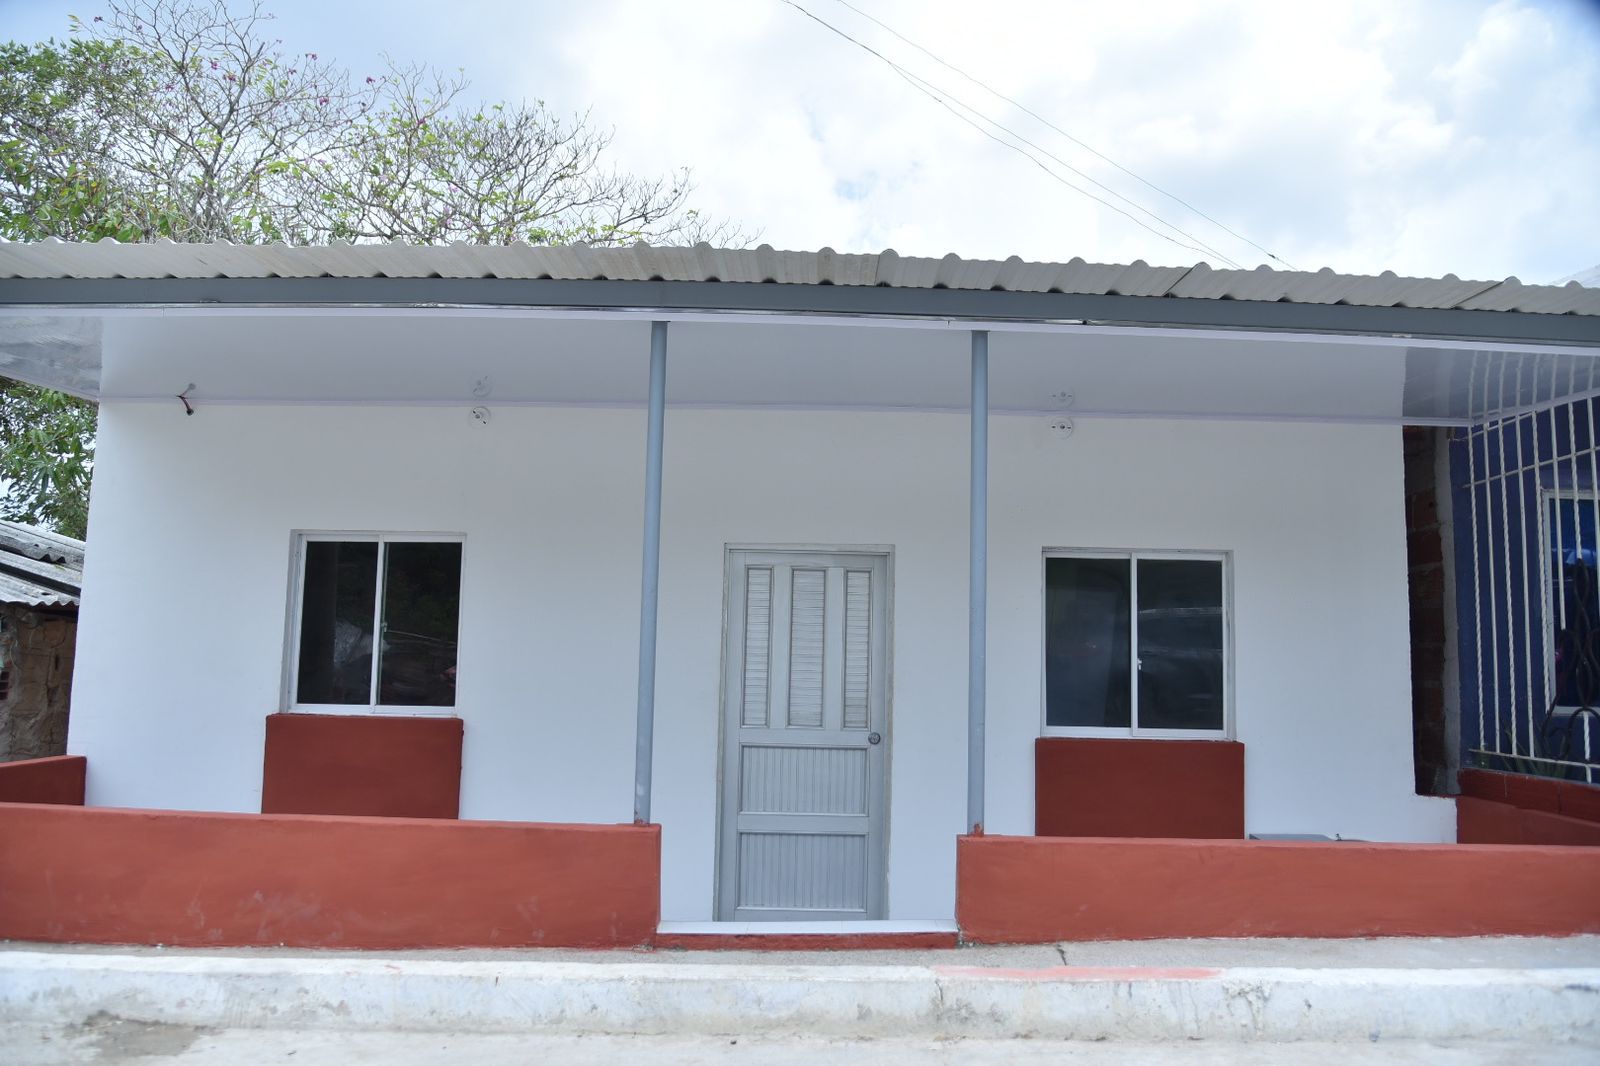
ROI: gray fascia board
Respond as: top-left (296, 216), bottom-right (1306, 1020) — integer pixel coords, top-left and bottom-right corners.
top-left (3, 275), bottom-right (1598, 346)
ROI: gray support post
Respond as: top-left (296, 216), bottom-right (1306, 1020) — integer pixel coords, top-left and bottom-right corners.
top-left (967, 329), bottom-right (988, 835)
top-left (633, 321), bottom-right (668, 824)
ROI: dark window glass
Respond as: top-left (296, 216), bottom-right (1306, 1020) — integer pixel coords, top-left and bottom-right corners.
top-left (295, 541), bottom-right (379, 705)
top-left (1045, 557), bottom-right (1132, 728)
top-left (1548, 497), bottom-right (1600, 709)
top-left (1136, 559), bottom-right (1225, 730)
top-left (377, 542), bottom-right (462, 707)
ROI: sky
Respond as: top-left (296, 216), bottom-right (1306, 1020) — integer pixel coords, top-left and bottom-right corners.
top-left (3, 0), bottom-right (1598, 282)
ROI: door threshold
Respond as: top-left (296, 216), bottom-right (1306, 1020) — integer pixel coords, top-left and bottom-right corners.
top-left (655, 919), bottom-right (959, 951)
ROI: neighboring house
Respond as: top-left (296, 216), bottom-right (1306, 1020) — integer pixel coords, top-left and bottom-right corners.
top-left (0, 520), bottom-right (82, 761)
top-left (1436, 263), bottom-right (1600, 788)
top-left (0, 241), bottom-right (1596, 947)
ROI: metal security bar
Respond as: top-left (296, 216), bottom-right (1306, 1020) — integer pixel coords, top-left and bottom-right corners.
top-left (1457, 361), bottom-right (1600, 784)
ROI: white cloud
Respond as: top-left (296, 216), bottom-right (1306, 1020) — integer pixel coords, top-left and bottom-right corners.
top-left (6, 0), bottom-right (1597, 280)
top-left (536, 0), bottom-right (1599, 279)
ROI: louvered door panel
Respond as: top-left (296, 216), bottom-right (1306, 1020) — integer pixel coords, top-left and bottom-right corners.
top-left (740, 567), bottom-right (772, 727)
top-left (787, 569), bottom-right (825, 727)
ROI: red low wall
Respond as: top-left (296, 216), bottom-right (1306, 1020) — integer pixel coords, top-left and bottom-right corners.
top-left (0, 755), bottom-right (86, 805)
top-left (0, 803), bottom-right (659, 949)
top-left (1457, 769), bottom-right (1600, 846)
top-left (1458, 797), bottom-right (1600, 846)
top-left (1459, 768), bottom-right (1600, 817)
top-left (957, 834), bottom-right (1600, 942)
top-left (1035, 738), bottom-right (1243, 838)
top-left (261, 713), bottom-right (462, 819)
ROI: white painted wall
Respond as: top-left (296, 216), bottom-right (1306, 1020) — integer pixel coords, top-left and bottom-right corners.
top-left (71, 402), bottom-right (1454, 922)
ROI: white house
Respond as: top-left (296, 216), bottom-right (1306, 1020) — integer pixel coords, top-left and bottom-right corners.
top-left (2, 241), bottom-right (1597, 944)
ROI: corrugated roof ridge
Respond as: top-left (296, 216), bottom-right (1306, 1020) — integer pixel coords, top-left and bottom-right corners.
top-left (0, 520), bottom-right (85, 569)
top-left (3, 240), bottom-right (1597, 314)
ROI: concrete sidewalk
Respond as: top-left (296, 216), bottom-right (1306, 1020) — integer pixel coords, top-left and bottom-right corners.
top-left (5, 1024), bottom-right (1596, 1065)
top-left (3, 937), bottom-right (1598, 1046)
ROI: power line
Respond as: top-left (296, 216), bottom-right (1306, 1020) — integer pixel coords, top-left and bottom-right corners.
top-left (778, 0), bottom-right (1243, 266)
top-left (831, 0), bottom-right (1298, 270)
top-left (889, 44), bottom-right (1245, 267)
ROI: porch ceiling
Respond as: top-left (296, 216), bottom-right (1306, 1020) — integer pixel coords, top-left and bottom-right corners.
top-left (2, 306), bottom-right (1599, 425)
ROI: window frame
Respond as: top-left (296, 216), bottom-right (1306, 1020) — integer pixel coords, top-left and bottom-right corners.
top-left (1039, 548), bottom-right (1234, 741)
top-left (1538, 488), bottom-right (1600, 719)
top-left (283, 530), bottom-right (466, 717)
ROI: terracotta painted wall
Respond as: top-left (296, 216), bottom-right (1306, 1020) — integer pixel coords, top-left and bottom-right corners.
top-left (957, 834), bottom-right (1600, 942)
top-left (1457, 769), bottom-right (1600, 845)
top-left (0, 754), bottom-right (85, 805)
top-left (0, 803), bottom-right (659, 949)
top-left (261, 713), bottom-right (462, 819)
top-left (1034, 738), bottom-right (1244, 839)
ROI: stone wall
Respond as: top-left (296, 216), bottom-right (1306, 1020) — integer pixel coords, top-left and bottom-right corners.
top-left (0, 605), bottom-right (77, 762)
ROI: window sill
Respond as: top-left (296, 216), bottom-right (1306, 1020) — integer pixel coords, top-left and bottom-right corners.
top-left (1041, 727), bottom-right (1233, 741)
top-left (286, 706), bottom-right (458, 719)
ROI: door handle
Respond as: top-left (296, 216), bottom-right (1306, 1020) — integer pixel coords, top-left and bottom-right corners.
top-left (868, 732), bottom-right (882, 745)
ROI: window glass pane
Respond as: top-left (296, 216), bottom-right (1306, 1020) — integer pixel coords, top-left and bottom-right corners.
top-left (296, 541), bottom-right (378, 705)
top-left (1136, 559), bottom-right (1224, 730)
top-left (1548, 497), bottom-right (1600, 709)
top-left (1045, 557), bottom-right (1132, 728)
top-left (377, 542), bottom-right (463, 707)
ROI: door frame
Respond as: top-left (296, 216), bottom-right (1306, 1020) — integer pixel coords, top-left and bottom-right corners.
top-left (714, 543), bottom-right (895, 921)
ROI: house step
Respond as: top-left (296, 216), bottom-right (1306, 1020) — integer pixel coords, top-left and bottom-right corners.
top-left (653, 920), bottom-right (959, 951)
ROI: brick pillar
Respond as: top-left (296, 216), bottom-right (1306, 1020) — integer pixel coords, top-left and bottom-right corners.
top-left (1404, 427), bottom-right (1456, 796)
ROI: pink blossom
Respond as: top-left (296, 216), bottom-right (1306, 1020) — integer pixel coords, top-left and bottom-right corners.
top-left (209, 59), bottom-right (219, 70)
top-left (318, 96), bottom-right (329, 105)
top-left (307, 52), bottom-right (318, 60)
top-left (366, 76), bottom-right (375, 84)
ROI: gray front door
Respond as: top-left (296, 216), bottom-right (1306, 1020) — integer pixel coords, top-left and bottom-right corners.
top-left (717, 549), bottom-right (890, 921)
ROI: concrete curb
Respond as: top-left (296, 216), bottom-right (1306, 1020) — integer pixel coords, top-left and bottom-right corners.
top-left (2, 952), bottom-right (1597, 1042)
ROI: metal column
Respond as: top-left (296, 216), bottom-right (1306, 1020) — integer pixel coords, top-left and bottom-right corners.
top-left (633, 321), bottom-right (668, 824)
top-left (967, 330), bottom-right (988, 835)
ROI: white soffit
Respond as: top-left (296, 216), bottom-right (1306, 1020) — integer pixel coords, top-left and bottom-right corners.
top-left (56, 312), bottom-right (1600, 426)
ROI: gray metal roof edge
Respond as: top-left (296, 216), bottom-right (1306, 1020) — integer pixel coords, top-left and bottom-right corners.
top-left (2, 275), bottom-right (1598, 346)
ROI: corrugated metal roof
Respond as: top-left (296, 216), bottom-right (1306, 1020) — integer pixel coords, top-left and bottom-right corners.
top-left (2, 239), bottom-right (1597, 317)
top-left (0, 520), bottom-right (82, 608)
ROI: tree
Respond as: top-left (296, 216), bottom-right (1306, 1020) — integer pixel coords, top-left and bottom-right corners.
top-left (0, 387), bottom-right (96, 539)
top-left (1, 0), bottom-right (741, 539)
top-left (0, 36), bottom-right (167, 243)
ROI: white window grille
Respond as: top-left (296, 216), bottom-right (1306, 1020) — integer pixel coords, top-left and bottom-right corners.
top-left (1459, 364), bottom-right (1599, 783)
